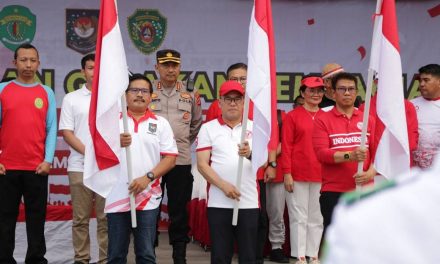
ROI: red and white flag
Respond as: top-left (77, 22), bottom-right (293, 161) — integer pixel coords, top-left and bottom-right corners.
top-left (84, 0), bottom-right (129, 197)
top-left (246, 0), bottom-right (278, 173)
top-left (371, 0), bottom-right (410, 178)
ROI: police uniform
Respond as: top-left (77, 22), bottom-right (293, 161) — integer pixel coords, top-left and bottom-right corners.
top-left (150, 49), bottom-right (202, 263)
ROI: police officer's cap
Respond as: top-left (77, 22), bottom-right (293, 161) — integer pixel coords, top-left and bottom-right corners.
top-left (156, 49), bottom-right (181, 64)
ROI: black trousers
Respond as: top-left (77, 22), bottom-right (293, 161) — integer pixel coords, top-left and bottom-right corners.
top-left (208, 208), bottom-right (259, 264)
top-left (160, 165), bottom-right (193, 245)
top-left (256, 180), bottom-right (268, 263)
top-left (319, 191), bottom-right (343, 235)
top-left (0, 170), bottom-right (48, 264)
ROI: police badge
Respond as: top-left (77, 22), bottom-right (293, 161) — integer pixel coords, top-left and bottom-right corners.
top-left (127, 9), bottom-right (167, 55)
top-left (66, 9), bottom-right (99, 54)
top-left (0, 5), bottom-right (36, 51)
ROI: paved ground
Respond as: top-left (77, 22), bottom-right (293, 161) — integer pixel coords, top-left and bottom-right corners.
top-left (127, 231), bottom-right (295, 263)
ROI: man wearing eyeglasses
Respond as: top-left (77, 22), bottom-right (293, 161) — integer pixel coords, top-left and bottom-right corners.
top-left (59, 53), bottom-right (108, 264)
top-left (149, 49), bottom-right (202, 263)
top-left (205, 62), bottom-right (253, 122)
top-left (312, 72), bottom-right (376, 233)
top-left (106, 74), bottom-right (177, 263)
top-left (197, 81), bottom-right (258, 263)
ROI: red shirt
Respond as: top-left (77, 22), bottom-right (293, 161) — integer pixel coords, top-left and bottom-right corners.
top-left (359, 95), bottom-right (419, 166)
top-left (313, 107), bottom-right (375, 193)
top-left (281, 106), bottom-right (323, 182)
top-left (0, 81), bottom-right (57, 170)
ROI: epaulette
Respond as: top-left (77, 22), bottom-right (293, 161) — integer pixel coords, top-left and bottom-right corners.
top-left (340, 180), bottom-right (397, 206)
top-left (185, 78), bottom-right (195, 92)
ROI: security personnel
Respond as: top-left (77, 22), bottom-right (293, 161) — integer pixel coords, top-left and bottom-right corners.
top-left (149, 49), bottom-right (202, 264)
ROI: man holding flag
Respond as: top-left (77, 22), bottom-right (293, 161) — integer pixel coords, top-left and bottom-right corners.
top-left (197, 81), bottom-right (258, 263)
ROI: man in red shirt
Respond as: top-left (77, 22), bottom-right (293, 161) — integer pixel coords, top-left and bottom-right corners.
top-left (0, 43), bottom-right (57, 263)
top-left (313, 72), bottom-right (376, 232)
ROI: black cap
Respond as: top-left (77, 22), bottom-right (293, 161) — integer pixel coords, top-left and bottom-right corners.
top-left (156, 49), bottom-right (180, 64)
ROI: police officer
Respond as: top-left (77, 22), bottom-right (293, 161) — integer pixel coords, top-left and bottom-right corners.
top-left (149, 49), bottom-right (202, 264)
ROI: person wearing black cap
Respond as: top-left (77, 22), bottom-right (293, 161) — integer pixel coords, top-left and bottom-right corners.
top-left (149, 49), bottom-right (202, 263)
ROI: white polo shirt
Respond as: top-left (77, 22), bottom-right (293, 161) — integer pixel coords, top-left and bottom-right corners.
top-left (411, 96), bottom-right (440, 169)
top-left (105, 111), bottom-right (178, 213)
top-left (59, 85), bottom-right (91, 172)
top-left (196, 117), bottom-right (258, 209)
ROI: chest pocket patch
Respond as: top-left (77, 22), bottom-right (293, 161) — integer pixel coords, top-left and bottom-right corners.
top-left (149, 100), bottom-right (162, 111)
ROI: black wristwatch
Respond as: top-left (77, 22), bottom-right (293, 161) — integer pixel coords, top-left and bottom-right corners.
top-left (343, 152), bottom-right (350, 161)
top-left (268, 161), bottom-right (277, 168)
top-left (146, 172), bottom-right (155, 181)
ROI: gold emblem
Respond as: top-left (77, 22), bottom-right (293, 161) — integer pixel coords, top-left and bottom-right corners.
top-left (150, 104), bottom-right (156, 110)
top-left (166, 52), bottom-right (173, 57)
top-left (34, 98), bottom-right (44, 109)
top-left (151, 92), bottom-right (158, 99)
top-left (180, 92), bottom-right (191, 99)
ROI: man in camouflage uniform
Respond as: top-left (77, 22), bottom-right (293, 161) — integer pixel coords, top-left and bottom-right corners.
top-left (149, 49), bottom-right (202, 264)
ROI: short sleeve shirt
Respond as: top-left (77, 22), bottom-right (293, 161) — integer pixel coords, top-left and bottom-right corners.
top-left (105, 111), bottom-right (178, 213)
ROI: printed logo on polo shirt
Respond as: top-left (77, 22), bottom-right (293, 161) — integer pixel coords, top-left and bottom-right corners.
top-left (148, 123), bottom-right (157, 134)
top-left (330, 132), bottom-right (368, 149)
top-left (356, 122), bottom-right (364, 130)
top-left (34, 97), bottom-right (43, 109)
top-left (0, 5), bottom-right (36, 51)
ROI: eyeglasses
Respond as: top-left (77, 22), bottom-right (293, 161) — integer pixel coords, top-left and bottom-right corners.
top-left (305, 88), bottom-right (325, 94)
top-left (335, 87), bottom-right (357, 94)
top-left (222, 96), bottom-right (243, 104)
top-left (127, 88), bottom-right (150, 95)
top-left (229, 76), bottom-right (247, 83)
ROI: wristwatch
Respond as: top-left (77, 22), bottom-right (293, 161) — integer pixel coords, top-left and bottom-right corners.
top-left (268, 161), bottom-right (277, 168)
top-left (343, 152), bottom-right (351, 161)
top-left (146, 172), bottom-right (155, 181)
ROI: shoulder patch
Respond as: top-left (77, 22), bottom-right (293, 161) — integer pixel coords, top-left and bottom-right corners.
top-left (195, 91), bottom-right (201, 105)
top-left (340, 180), bottom-right (397, 206)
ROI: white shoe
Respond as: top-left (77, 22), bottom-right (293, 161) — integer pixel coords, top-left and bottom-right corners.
top-left (294, 258), bottom-right (307, 264)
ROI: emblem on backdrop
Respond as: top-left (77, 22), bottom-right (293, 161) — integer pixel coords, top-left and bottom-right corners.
top-left (66, 9), bottom-right (99, 54)
top-left (0, 5), bottom-right (36, 51)
top-left (127, 9), bottom-right (167, 55)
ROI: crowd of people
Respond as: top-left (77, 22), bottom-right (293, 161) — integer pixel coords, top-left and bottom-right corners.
top-left (0, 42), bottom-right (439, 264)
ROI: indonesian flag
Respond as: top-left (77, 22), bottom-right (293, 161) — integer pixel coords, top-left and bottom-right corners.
top-left (371, 0), bottom-right (410, 178)
top-left (84, 0), bottom-right (129, 197)
top-left (247, 0), bottom-right (278, 173)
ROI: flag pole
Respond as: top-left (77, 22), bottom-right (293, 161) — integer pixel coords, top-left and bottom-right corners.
top-left (232, 94), bottom-right (250, 226)
top-left (121, 94), bottom-right (137, 228)
top-left (357, 0), bottom-right (383, 193)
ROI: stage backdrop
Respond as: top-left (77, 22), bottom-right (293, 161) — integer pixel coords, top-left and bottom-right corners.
top-left (1, 0), bottom-right (439, 262)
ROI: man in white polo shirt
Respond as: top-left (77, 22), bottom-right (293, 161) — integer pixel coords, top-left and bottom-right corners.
top-left (197, 80), bottom-right (258, 263)
top-left (411, 64), bottom-right (440, 169)
top-left (106, 73), bottom-right (177, 263)
top-left (59, 54), bottom-right (107, 264)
